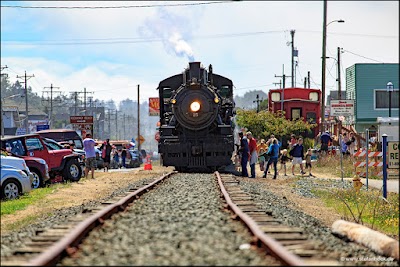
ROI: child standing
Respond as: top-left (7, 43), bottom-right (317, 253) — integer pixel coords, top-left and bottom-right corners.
top-left (279, 149), bottom-right (290, 176)
top-left (305, 148), bottom-right (314, 177)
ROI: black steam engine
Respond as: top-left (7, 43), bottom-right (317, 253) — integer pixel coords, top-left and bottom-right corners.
top-left (157, 62), bottom-right (235, 172)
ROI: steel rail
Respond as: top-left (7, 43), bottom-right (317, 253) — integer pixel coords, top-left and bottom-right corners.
top-left (215, 171), bottom-right (304, 266)
top-left (26, 171), bottom-right (176, 266)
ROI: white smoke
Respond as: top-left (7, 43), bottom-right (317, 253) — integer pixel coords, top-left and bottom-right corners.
top-left (138, 7), bottom-right (195, 62)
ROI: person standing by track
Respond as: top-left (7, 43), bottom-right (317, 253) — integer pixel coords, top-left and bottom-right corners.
top-left (83, 133), bottom-right (97, 179)
top-left (247, 131), bottom-right (258, 178)
top-left (238, 132), bottom-right (249, 178)
top-left (262, 138), bottom-right (279, 179)
top-left (100, 139), bottom-right (112, 172)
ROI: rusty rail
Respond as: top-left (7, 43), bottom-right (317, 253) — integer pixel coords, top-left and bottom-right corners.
top-left (26, 171), bottom-right (176, 266)
top-left (215, 171), bottom-right (304, 266)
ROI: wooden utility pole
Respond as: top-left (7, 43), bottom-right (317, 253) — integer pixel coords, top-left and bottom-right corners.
top-left (337, 47), bottom-right (342, 100)
top-left (137, 84), bottom-right (140, 152)
top-left (42, 84), bottom-right (61, 128)
top-left (291, 29), bottom-right (295, 87)
top-left (16, 71), bottom-right (34, 134)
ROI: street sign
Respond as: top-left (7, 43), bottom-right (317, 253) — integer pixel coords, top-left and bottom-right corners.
top-left (15, 128), bottom-right (26, 135)
top-left (136, 135), bottom-right (145, 145)
top-left (149, 97), bottom-right (160, 116)
top-left (70, 116), bottom-right (93, 124)
top-left (388, 141), bottom-right (399, 169)
top-left (36, 124), bottom-right (50, 131)
top-left (330, 100), bottom-right (354, 117)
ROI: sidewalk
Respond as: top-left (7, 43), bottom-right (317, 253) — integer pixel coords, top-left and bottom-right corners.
top-left (252, 167), bottom-right (399, 194)
top-left (343, 177), bottom-right (399, 194)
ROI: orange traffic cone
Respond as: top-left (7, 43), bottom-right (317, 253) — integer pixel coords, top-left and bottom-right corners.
top-left (144, 155), bottom-right (152, 170)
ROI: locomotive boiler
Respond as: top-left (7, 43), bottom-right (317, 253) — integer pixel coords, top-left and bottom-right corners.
top-left (157, 62), bottom-right (235, 172)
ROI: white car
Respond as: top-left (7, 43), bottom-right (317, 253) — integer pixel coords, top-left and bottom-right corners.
top-left (1, 155), bottom-right (34, 187)
top-left (1, 165), bottom-right (32, 200)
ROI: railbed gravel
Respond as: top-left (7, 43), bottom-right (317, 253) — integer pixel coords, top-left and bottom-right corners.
top-left (59, 173), bottom-right (277, 266)
top-left (239, 176), bottom-right (398, 266)
top-left (0, 177), bottom-right (156, 258)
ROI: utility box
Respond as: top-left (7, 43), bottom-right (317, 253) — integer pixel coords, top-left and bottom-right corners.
top-left (377, 117), bottom-right (399, 141)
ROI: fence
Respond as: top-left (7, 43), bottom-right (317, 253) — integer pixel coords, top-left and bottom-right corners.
top-left (353, 150), bottom-right (383, 178)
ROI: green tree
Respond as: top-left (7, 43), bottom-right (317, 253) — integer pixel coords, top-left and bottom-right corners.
top-left (235, 109), bottom-right (316, 140)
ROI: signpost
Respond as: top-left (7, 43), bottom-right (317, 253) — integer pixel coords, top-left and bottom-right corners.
top-left (136, 135), bottom-right (145, 145)
top-left (149, 97), bottom-right (160, 116)
top-left (330, 100), bottom-right (354, 117)
top-left (36, 124), bottom-right (49, 131)
top-left (70, 116), bottom-right (93, 138)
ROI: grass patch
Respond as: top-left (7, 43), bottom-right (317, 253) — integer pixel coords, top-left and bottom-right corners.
top-left (315, 188), bottom-right (399, 236)
top-left (1, 183), bottom-right (70, 216)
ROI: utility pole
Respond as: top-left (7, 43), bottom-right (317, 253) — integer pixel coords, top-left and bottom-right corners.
top-left (82, 88), bottom-right (94, 115)
top-left (304, 78), bottom-right (307, 88)
top-left (321, 0), bottom-right (328, 132)
top-left (16, 71), bottom-right (34, 134)
top-left (1, 65), bottom-right (8, 77)
top-left (253, 94), bottom-right (262, 113)
top-left (137, 84), bottom-right (140, 152)
top-left (275, 64), bottom-right (291, 114)
top-left (273, 80), bottom-right (282, 89)
top-left (308, 71), bottom-right (311, 88)
top-left (42, 84), bottom-right (61, 128)
top-left (123, 113), bottom-right (126, 140)
top-left (115, 109), bottom-right (118, 140)
top-left (337, 47), bottom-right (342, 100)
top-left (290, 29), bottom-right (295, 87)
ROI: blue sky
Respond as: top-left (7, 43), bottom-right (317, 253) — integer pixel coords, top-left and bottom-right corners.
top-left (1, 1), bottom-right (399, 105)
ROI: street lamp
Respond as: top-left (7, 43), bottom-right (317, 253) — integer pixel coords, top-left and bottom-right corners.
top-left (386, 81), bottom-right (394, 117)
top-left (321, 0), bottom-right (345, 132)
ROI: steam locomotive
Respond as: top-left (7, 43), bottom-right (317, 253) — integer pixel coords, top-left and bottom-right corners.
top-left (157, 62), bottom-right (235, 172)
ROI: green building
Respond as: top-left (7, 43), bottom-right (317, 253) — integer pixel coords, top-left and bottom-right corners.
top-left (345, 63), bottom-right (399, 134)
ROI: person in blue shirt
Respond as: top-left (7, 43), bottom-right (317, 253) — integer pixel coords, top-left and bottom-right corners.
top-left (262, 138), bottom-right (280, 179)
top-left (290, 137), bottom-right (306, 175)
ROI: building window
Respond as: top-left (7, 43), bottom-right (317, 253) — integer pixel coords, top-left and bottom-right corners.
top-left (375, 90), bottom-right (399, 109)
top-left (309, 92), bottom-right (318, 101)
top-left (291, 108), bottom-right (301, 120)
top-left (271, 92), bottom-right (281, 102)
top-left (306, 112), bottom-right (317, 124)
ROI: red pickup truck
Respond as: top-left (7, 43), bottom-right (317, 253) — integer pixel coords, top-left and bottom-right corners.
top-left (1, 134), bottom-right (83, 184)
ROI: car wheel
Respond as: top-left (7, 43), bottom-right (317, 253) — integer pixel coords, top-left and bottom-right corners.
top-left (31, 170), bottom-right (43, 189)
top-left (2, 179), bottom-right (21, 200)
top-left (64, 160), bottom-right (82, 182)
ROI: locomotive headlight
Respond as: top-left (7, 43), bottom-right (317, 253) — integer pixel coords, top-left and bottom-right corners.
top-left (171, 99), bottom-right (176, 104)
top-left (214, 97), bottom-right (220, 104)
top-left (190, 101), bottom-right (201, 112)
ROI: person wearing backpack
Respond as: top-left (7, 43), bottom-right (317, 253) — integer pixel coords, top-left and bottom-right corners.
top-left (262, 138), bottom-right (279, 179)
top-left (290, 137), bottom-right (306, 175)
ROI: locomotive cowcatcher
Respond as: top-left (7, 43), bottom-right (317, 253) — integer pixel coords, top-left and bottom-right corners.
top-left (157, 62), bottom-right (235, 172)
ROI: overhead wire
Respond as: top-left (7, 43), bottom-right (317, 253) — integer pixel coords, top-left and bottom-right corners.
top-left (1, 1), bottom-right (231, 9)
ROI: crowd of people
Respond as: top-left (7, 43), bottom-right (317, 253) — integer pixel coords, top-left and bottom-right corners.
top-left (234, 128), bottom-right (362, 179)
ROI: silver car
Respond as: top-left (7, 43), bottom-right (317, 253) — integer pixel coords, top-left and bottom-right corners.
top-left (1, 154), bottom-right (34, 187)
top-left (1, 165), bottom-right (32, 200)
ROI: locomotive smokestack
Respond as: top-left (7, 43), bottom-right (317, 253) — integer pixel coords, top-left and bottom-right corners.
top-left (209, 64), bottom-right (213, 85)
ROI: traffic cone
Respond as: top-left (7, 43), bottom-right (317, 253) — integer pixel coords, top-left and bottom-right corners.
top-left (144, 155), bottom-right (152, 170)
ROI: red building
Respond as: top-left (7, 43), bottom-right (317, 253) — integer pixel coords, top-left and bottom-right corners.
top-left (268, 87), bottom-right (321, 137)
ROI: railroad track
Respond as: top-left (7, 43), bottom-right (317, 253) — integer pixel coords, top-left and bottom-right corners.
top-left (2, 171), bottom-right (343, 266)
top-left (1, 171), bottom-right (176, 266)
top-left (216, 172), bottom-right (340, 266)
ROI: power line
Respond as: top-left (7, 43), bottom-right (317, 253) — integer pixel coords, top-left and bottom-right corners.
top-left (342, 49), bottom-right (385, 63)
top-left (2, 30), bottom-right (284, 46)
top-left (1, 1), bottom-right (231, 9)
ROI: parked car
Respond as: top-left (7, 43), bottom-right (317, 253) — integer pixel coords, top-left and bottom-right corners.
top-left (1, 154), bottom-right (34, 188)
top-left (126, 149), bottom-right (143, 168)
top-left (1, 164), bottom-right (32, 200)
top-left (37, 129), bottom-right (84, 149)
top-left (1, 148), bottom-right (50, 189)
top-left (1, 134), bottom-right (83, 183)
